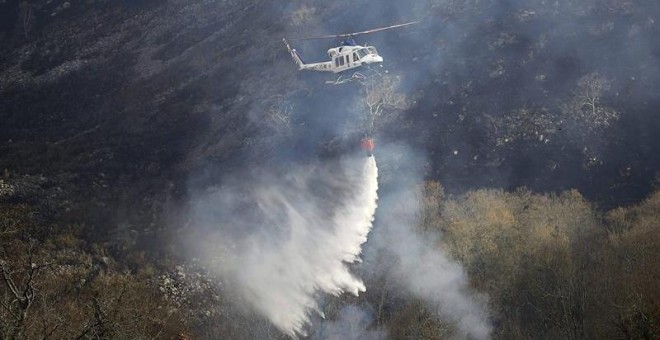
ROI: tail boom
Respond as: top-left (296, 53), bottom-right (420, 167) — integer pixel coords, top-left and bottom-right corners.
top-left (283, 38), bottom-right (333, 72)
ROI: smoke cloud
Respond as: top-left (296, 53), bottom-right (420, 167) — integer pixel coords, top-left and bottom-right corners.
top-left (187, 156), bottom-right (378, 336)
top-left (364, 143), bottom-right (491, 339)
top-left (376, 199), bottom-right (492, 339)
top-left (314, 305), bottom-right (386, 340)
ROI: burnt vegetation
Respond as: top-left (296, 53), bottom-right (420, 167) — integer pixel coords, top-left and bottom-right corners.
top-left (1, 0), bottom-right (659, 338)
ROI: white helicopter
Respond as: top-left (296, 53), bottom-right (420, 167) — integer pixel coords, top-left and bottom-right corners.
top-left (283, 21), bottom-right (417, 81)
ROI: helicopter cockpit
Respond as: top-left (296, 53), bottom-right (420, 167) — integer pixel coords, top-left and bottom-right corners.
top-left (357, 47), bottom-right (378, 58)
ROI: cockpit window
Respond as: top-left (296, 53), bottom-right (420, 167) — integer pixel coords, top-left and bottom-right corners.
top-left (358, 49), bottom-right (369, 58)
top-left (367, 47), bottom-right (378, 55)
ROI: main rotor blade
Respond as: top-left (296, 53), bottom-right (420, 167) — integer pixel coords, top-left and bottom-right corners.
top-left (291, 21), bottom-right (419, 41)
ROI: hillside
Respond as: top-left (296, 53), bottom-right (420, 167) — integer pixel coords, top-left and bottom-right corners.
top-left (1, 0), bottom-right (659, 338)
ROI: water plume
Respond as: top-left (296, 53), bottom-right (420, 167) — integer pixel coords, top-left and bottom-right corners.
top-left (188, 156), bottom-right (379, 336)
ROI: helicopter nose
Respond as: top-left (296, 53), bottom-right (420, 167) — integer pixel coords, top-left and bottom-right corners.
top-left (364, 55), bottom-right (384, 64)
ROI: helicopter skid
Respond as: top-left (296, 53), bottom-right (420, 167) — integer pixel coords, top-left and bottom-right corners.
top-left (326, 66), bottom-right (384, 85)
top-left (326, 72), bottom-right (366, 85)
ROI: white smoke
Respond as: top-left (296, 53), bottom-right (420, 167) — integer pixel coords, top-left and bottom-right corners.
top-left (188, 156), bottom-right (379, 336)
top-left (314, 305), bottom-right (386, 340)
top-left (364, 143), bottom-right (492, 339)
top-left (384, 213), bottom-right (492, 339)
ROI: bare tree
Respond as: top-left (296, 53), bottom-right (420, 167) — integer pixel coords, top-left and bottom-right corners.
top-left (265, 96), bottom-right (293, 136)
top-left (357, 74), bottom-right (411, 132)
top-left (19, 1), bottom-right (35, 40)
top-left (561, 72), bottom-right (619, 131)
top-left (0, 239), bottom-right (50, 340)
top-left (361, 75), bottom-right (409, 118)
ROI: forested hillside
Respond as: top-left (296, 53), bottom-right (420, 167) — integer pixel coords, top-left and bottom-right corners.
top-left (1, 0), bottom-right (659, 338)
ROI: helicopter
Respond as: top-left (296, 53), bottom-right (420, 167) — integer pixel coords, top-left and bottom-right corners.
top-left (283, 21), bottom-right (418, 82)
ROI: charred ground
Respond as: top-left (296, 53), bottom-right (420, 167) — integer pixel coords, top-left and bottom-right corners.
top-left (1, 0), bottom-right (659, 338)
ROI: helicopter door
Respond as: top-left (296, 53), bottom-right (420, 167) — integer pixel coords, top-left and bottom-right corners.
top-left (335, 55), bottom-right (347, 70)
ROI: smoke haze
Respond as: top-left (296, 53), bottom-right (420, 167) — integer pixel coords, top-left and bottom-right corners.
top-left (364, 143), bottom-right (491, 339)
top-left (314, 305), bottom-right (387, 340)
top-left (0, 0), bottom-right (659, 338)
